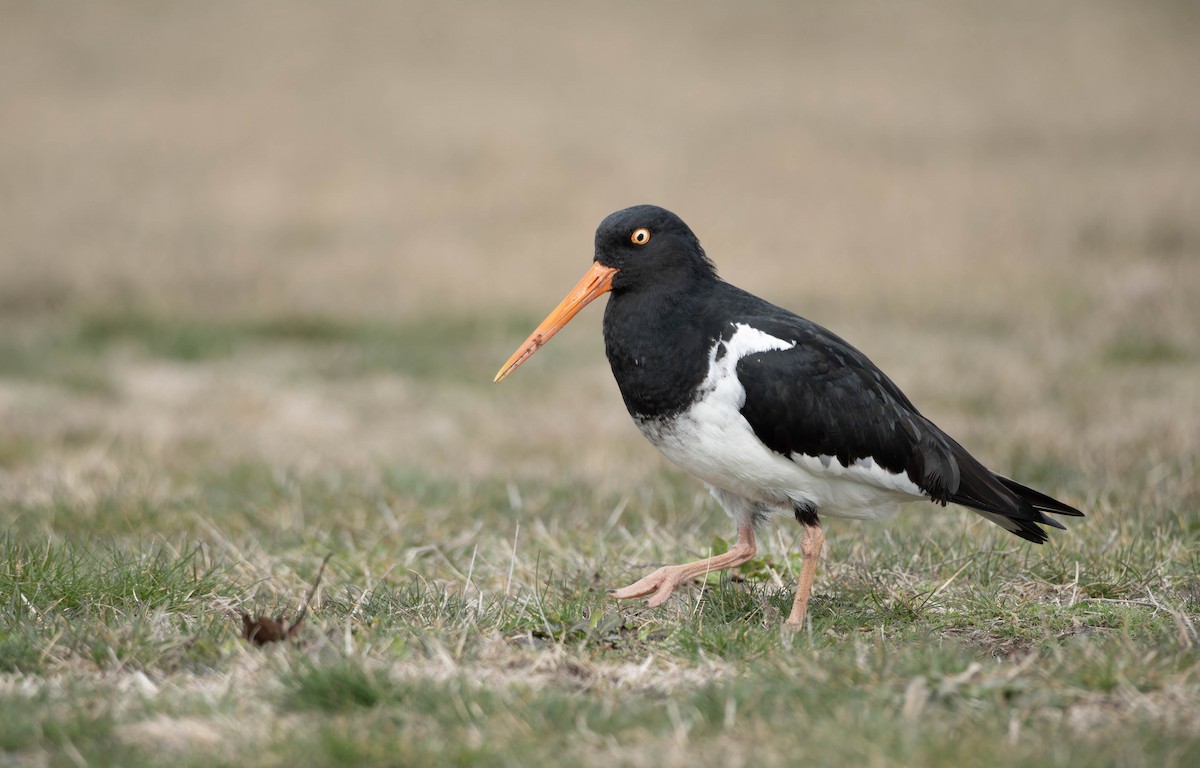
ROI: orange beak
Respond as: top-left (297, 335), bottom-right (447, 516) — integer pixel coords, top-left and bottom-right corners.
top-left (494, 261), bottom-right (619, 383)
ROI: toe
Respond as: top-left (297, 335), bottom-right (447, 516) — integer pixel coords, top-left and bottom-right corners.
top-left (644, 579), bottom-right (678, 608)
top-left (609, 582), bottom-right (652, 600)
top-left (608, 568), bottom-right (671, 601)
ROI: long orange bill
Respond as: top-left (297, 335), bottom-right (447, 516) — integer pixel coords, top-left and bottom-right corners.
top-left (494, 261), bottom-right (619, 383)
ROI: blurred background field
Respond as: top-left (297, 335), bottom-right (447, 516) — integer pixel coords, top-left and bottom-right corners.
top-left (2, 0), bottom-right (1197, 486)
top-left (1, 1), bottom-right (1199, 766)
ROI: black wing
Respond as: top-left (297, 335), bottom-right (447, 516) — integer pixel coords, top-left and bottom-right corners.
top-left (731, 312), bottom-right (1082, 542)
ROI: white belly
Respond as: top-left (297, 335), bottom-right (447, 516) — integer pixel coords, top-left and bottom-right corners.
top-left (635, 323), bottom-right (926, 521)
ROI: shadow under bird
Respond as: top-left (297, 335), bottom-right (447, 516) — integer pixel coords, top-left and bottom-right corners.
top-left (495, 204), bottom-right (1083, 629)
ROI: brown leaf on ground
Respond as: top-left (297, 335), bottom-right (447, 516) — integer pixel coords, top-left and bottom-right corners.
top-left (241, 614), bottom-right (290, 645)
top-left (240, 553), bottom-right (332, 646)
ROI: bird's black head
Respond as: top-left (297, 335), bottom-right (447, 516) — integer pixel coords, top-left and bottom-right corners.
top-left (594, 205), bottom-right (717, 294)
top-left (494, 204), bottom-right (716, 383)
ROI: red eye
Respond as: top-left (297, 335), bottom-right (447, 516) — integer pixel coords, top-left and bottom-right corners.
top-left (631, 228), bottom-right (651, 245)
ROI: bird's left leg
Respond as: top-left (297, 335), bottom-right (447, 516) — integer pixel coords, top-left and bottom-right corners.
top-left (608, 522), bottom-right (757, 607)
top-left (785, 520), bottom-right (824, 629)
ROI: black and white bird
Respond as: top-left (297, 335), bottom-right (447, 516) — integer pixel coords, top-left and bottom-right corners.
top-left (495, 204), bottom-right (1083, 628)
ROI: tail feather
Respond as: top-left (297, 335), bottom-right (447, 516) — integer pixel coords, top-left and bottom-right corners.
top-left (944, 442), bottom-right (1084, 544)
top-left (996, 475), bottom-right (1085, 518)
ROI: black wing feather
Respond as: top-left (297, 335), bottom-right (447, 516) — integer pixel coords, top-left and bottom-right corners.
top-left (725, 297), bottom-right (1082, 542)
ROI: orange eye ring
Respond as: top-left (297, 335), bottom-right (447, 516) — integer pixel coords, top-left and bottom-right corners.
top-left (631, 228), bottom-right (651, 245)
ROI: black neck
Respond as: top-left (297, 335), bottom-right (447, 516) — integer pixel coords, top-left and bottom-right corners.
top-left (602, 277), bottom-right (724, 420)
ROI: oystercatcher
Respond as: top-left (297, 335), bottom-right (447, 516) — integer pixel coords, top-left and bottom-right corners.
top-left (495, 204), bottom-right (1083, 628)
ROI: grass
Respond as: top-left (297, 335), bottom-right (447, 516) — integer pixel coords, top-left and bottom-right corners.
top-left (1, 306), bottom-right (1197, 768)
top-left (0, 309), bottom-right (542, 387)
top-left (0, 304), bottom-right (1197, 767)
top-left (1, 410), bottom-right (1197, 765)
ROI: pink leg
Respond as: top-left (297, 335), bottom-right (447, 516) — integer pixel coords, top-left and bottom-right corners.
top-left (609, 524), bottom-right (757, 607)
top-left (785, 522), bottom-right (824, 629)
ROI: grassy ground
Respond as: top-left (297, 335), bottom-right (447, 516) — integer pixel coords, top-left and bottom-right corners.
top-left (3, 2), bottom-right (1200, 766)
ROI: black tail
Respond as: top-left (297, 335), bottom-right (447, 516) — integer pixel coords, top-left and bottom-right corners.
top-left (945, 442), bottom-right (1084, 544)
top-left (996, 475), bottom-right (1085, 520)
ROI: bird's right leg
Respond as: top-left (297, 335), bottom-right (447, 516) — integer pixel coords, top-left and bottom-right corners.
top-left (609, 487), bottom-right (760, 607)
top-left (608, 523), bottom-right (756, 606)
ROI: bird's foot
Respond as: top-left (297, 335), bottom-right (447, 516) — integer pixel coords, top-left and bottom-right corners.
top-left (784, 599), bottom-right (810, 631)
top-left (607, 566), bottom-right (691, 607)
top-left (608, 524), bottom-right (758, 609)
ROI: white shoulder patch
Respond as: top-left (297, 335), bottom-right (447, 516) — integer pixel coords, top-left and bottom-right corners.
top-left (702, 323), bottom-right (794, 391)
top-left (725, 323), bottom-right (795, 359)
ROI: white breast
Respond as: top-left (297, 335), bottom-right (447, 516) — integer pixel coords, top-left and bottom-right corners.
top-left (635, 323), bottom-right (926, 521)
